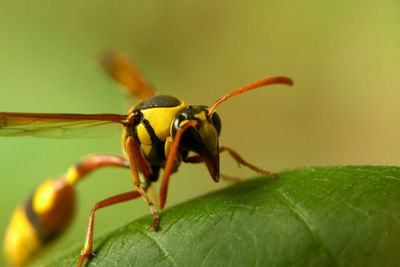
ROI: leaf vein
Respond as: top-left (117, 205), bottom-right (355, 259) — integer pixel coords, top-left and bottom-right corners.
top-left (275, 190), bottom-right (338, 266)
top-left (131, 224), bottom-right (178, 267)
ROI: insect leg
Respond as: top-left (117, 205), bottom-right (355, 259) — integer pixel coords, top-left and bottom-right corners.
top-left (219, 173), bottom-right (244, 182)
top-left (219, 146), bottom-right (277, 177)
top-left (147, 184), bottom-right (160, 210)
top-left (66, 154), bottom-right (129, 186)
top-left (4, 154), bottom-right (129, 267)
top-left (125, 136), bottom-right (159, 229)
top-left (183, 154), bottom-right (203, 163)
top-left (159, 121), bottom-right (198, 210)
top-left (184, 147), bottom-right (276, 180)
top-left (78, 190), bottom-right (141, 267)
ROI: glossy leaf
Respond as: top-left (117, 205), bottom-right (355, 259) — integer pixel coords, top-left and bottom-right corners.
top-left (32, 166), bottom-right (400, 267)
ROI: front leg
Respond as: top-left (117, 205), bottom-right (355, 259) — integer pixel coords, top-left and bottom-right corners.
top-left (159, 121), bottom-right (198, 209)
top-left (125, 136), bottom-right (160, 229)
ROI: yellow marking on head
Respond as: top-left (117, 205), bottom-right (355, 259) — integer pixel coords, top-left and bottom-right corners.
top-left (66, 167), bottom-right (79, 186)
top-left (194, 111), bottom-right (207, 122)
top-left (4, 207), bottom-right (41, 267)
top-left (195, 111), bottom-right (218, 153)
top-left (33, 180), bottom-right (56, 214)
top-left (199, 122), bottom-right (219, 153)
top-left (178, 119), bottom-right (190, 128)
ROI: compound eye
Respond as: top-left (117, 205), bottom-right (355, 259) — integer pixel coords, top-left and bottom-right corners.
top-left (171, 110), bottom-right (191, 138)
top-left (211, 112), bottom-right (221, 135)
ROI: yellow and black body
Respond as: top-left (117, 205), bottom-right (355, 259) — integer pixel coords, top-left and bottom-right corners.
top-left (4, 178), bottom-right (74, 266)
top-left (123, 95), bottom-right (188, 183)
top-left (4, 155), bottom-right (129, 266)
top-left (1, 52), bottom-right (293, 266)
top-left (123, 95), bottom-right (222, 184)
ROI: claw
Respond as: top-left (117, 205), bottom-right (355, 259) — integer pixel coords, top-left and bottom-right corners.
top-left (150, 216), bottom-right (160, 231)
top-left (78, 248), bottom-right (95, 267)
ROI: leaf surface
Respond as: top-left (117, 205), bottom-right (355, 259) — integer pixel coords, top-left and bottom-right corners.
top-left (33, 166), bottom-right (400, 267)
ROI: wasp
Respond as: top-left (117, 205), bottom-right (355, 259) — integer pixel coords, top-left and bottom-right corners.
top-left (1, 53), bottom-right (293, 267)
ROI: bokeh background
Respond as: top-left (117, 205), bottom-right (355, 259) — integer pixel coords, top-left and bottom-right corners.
top-left (0, 0), bottom-right (399, 265)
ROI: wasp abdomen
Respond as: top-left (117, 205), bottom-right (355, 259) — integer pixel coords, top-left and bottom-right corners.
top-left (4, 178), bottom-right (75, 266)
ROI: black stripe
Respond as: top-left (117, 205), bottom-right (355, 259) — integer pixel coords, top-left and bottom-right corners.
top-left (142, 119), bottom-right (165, 182)
top-left (74, 161), bottom-right (83, 172)
top-left (142, 119), bottom-right (162, 145)
top-left (24, 192), bottom-right (59, 243)
top-left (143, 119), bottom-right (165, 161)
top-left (25, 192), bottom-right (41, 235)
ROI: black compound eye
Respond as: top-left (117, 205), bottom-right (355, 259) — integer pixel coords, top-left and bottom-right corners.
top-left (211, 112), bottom-right (221, 135)
top-left (172, 108), bottom-right (197, 138)
top-left (172, 114), bottom-right (186, 138)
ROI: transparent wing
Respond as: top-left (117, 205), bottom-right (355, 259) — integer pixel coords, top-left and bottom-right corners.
top-left (101, 52), bottom-right (158, 100)
top-left (0, 112), bottom-right (128, 138)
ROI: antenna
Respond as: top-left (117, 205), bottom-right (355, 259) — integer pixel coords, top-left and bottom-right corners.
top-left (208, 76), bottom-right (293, 116)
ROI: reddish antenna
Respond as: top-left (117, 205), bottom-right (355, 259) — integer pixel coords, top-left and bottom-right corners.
top-left (208, 76), bottom-right (294, 117)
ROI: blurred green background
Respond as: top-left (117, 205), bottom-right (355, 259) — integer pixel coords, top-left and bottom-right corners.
top-left (0, 0), bottom-right (399, 265)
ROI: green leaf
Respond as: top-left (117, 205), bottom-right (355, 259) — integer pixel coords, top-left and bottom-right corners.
top-left (32, 166), bottom-right (400, 267)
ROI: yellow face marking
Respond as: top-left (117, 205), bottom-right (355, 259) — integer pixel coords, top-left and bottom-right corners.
top-left (199, 123), bottom-right (218, 153)
top-left (33, 180), bottom-right (56, 214)
top-left (178, 119), bottom-right (190, 128)
top-left (194, 111), bottom-right (207, 122)
top-left (194, 111), bottom-right (218, 154)
top-left (4, 207), bottom-right (41, 267)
